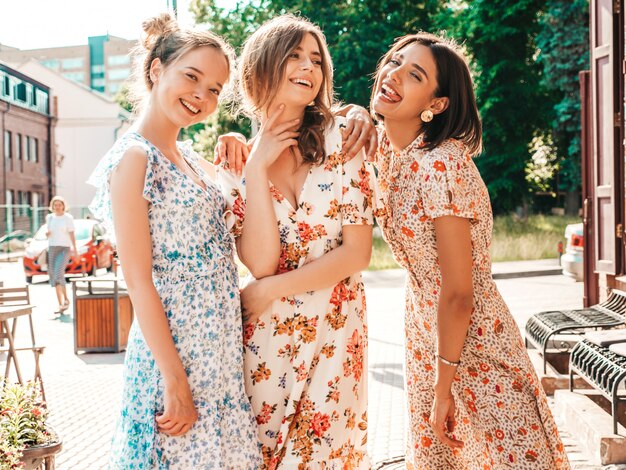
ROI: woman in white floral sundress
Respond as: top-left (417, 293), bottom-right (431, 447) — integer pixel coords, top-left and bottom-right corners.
top-left (217, 15), bottom-right (378, 469)
top-left (88, 14), bottom-right (261, 469)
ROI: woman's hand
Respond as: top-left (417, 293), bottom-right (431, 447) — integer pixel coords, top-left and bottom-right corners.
top-left (341, 105), bottom-right (378, 161)
top-left (429, 390), bottom-right (464, 449)
top-left (241, 278), bottom-right (275, 324)
top-left (156, 376), bottom-right (198, 437)
top-left (248, 104), bottom-right (300, 172)
top-left (214, 132), bottom-right (249, 176)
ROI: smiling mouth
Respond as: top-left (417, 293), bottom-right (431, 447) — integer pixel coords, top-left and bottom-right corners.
top-left (379, 83), bottom-right (402, 103)
top-left (290, 78), bottom-right (313, 89)
top-left (180, 99), bottom-right (200, 115)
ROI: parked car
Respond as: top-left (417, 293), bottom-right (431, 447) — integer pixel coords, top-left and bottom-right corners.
top-left (23, 219), bottom-right (114, 283)
top-left (561, 222), bottom-right (583, 281)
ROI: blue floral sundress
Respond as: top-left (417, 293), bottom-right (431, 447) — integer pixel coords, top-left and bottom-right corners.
top-left (88, 131), bottom-right (262, 469)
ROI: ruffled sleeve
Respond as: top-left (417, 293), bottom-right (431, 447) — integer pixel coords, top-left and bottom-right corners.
top-left (419, 139), bottom-right (480, 221)
top-left (87, 133), bottom-right (163, 235)
top-left (340, 152), bottom-right (376, 226)
top-left (215, 160), bottom-right (247, 237)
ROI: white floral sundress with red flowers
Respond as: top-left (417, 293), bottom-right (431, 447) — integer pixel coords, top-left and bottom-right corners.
top-left (218, 117), bottom-right (376, 469)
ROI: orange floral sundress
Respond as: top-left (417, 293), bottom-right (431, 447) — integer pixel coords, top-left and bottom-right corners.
top-left (375, 129), bottom-right (570, 470)
top-left (217, 118), bottom-right (374, 469)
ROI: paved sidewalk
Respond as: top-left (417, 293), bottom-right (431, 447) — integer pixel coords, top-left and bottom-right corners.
top-left (0, 260), bottom-right (612, 469)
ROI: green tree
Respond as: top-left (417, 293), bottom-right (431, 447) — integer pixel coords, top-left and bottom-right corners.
top-left (447, 0), bottom-right (551, 214)
top-left (536, 0), bottom-right (589, 215)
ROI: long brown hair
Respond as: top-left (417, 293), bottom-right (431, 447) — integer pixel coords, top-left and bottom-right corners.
top-left (371, 32), bottom-right (482, 156)
top-left (239, 14), bottom-right (335, 165)
top-left (127, 12), bottom-right (235, 113)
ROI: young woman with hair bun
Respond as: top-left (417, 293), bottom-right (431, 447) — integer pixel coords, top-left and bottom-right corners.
top-left (88, 13), bottom-right (262, 468)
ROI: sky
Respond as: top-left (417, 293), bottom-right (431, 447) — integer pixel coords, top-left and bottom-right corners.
top-left (0, 0), bottom-right (237, 50)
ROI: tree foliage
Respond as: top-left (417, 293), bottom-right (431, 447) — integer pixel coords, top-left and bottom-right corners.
top-left (187, 0), bottom-right (589, 214)
top-left (536, 0), bottom-right (589, 210)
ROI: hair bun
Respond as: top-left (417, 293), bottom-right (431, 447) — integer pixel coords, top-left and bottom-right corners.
top-left (141, 13), bottom-right (179, 50)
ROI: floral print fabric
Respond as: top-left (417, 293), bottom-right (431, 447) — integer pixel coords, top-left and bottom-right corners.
top-left (217, 118), bottom-right (374, 469)
top-left (375, 129), bottom-right (570, 470)
top-left (88, 132), bottom-right (261, 469)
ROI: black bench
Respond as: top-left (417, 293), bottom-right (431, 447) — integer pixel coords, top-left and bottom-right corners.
top-left (569, 336), bottom-right (626, 434)
top-left (525, 290), bottom-right (626, 373)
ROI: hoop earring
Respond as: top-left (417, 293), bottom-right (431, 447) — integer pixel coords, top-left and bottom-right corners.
top-left (421, 110), bottom-right (433, 122)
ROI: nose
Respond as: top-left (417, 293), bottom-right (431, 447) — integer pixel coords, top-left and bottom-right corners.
top-left (192, 87), bottom-right (208, 102)
top-left (299, 57), bottom-right (314, 71)
top-left (387, 66), bottom-right (401, 83)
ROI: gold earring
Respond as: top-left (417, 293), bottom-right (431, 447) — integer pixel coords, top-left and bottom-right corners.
top-left (421, 110), bottom-right (433, 122)
top-left (307, 100), bottom-right (315, 107)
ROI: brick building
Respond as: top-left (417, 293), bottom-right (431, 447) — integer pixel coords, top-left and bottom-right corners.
top-left (0, 62), bottom-right (56, 232)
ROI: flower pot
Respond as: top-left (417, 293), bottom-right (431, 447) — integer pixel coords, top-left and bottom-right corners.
top-left (20, 432), bottom-right (62, 470)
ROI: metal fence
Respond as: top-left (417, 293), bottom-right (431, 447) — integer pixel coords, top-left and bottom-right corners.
top-left (0, 205), bottom-right (91, 253)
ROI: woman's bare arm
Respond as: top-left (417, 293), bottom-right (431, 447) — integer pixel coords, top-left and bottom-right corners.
top-left (433, 215), bottom-right (474, 395)
top-left (241, 225), bottom-right (372, 320)
top-left (110, 147), bottom-right (197, 435)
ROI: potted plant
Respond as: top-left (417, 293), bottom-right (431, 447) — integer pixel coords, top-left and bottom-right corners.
top-left (0, 381), bottom-right (62, 469)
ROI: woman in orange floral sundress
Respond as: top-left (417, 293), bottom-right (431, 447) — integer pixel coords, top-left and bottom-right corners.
top-left (370, 33), bottom-right (570, 469)
top-left (217, 15), bottom-right (376, 469)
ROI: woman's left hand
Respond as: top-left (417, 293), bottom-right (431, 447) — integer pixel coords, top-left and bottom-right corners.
top-left (429, 392), bottom-right (464, 449)
top-left (342, 105), bottom-right (377, 162)
top-left (240, 278), bottom-right (274, 324)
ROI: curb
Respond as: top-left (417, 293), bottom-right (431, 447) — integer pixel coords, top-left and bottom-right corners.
top-left (492, 268), bottom-right (563, 280)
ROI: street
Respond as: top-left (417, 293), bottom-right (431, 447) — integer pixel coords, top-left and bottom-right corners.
top-left (0, 260), bottom-right (591, 469)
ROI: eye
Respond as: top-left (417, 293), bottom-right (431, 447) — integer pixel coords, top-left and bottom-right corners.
top-left (210, 88), bottom-right (220, 96)
top-left (389, 58), bottom-right (400, 66)
top-left (411, 72), bottom-right (422, 82)
top-left (312, 58), bottom-right (322, 66)
top-left (186, 73), bottom-right (198, 81)
top-left (289, 52), bottom-right (299, 59)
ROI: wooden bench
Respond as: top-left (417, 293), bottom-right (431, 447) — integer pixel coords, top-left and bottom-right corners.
top-left (0, 286), bottom-right (45, 399)
top-left (525, 290), bottom-right (626, 373)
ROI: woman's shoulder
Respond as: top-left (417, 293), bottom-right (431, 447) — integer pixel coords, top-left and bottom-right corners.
top-left (418, 138), bottom-right (472, 168)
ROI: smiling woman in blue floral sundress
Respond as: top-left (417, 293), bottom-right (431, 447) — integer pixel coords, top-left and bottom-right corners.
top-left (88, 13), bottom-right (261, 469)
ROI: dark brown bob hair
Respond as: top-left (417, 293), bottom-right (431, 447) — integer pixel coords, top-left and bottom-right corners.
top-left (371, 32), bottom-right (482, 156)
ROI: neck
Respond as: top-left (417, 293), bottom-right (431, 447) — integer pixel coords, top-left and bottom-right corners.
top-left (383, 117), bottom-right (422, 152)
top-left (262, 103), bottom-right (306, 129)
top-left (135, 99), bottom-right (182, 155)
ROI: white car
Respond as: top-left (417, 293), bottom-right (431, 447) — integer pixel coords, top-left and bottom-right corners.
top-left (561, 223), bottom-right (583, 281)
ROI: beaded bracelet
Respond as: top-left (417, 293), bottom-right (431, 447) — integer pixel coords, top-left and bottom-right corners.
top-left (437, 354), bottom-right (461, 367)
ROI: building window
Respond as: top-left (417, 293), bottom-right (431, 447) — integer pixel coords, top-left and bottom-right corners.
top-left (62, 71), bottom-right (85, 82)
top-left (92, 77), bottom-right (106, 91)
top-left (108, 68), bottom-right (130, 81)
top-left (108, 83), bottom-right (120, 94)
top-left (40, 59), bottom-right (60, 70)
top-left (33, 138), bottom-right (39, 163)
top-left (91, 64), bottom-right (105, 74)
top-left (3, 131), bottom-right (11, 160)
top-left (16, 134), bottom-right (21, 161)
top-left (25, 136), bottom-right (30, 162)
top-left (1, 74), bottom-right (9, 97)
top-left (108, 54), bottom-right (130, 66)
top-left (62, 57), bottom-right (84, 69)
top-left (14, 82), bottom-right (26, 102)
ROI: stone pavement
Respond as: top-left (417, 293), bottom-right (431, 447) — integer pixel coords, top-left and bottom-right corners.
top-left (0, 259), bottom-right (613, 469)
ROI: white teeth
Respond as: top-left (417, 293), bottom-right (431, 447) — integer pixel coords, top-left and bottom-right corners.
top-left (381, 84), bottom-right (400, 99)
top-left (291, 78), bottom-right (312, 88)
top-left (181, 99), bottom-right (200, 114)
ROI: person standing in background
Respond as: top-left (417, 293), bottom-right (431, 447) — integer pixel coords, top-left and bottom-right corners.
top-left (46, 196), bottom-right (77, 313)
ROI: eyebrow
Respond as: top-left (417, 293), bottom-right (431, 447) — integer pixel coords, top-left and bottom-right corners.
top-left (394, 53), bottom-right (429, 79)
top-left (295, 46), bottom-right (322, 58)
top-left (185, 66), bottom-right (223, 89)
